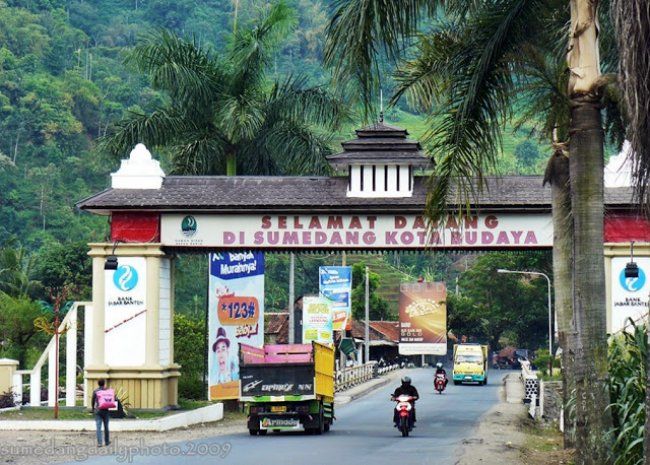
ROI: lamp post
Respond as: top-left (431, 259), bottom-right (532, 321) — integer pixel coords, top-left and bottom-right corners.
top-left (497, 269), bottom-right (553, 376)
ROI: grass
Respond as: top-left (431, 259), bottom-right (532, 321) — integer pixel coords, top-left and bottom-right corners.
top-left (520, 420), bottom-right (574, 465)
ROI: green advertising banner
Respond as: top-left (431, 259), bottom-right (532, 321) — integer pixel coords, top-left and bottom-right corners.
top-left (302, 296), bottom-right (333, 344)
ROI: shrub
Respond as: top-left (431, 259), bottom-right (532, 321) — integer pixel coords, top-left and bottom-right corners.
top-left (0, 389), bottom-right (15, 409)
top-left (174, 313), bottom-right (206, 400)
top-left (608, 321), bottom-right (646, 465)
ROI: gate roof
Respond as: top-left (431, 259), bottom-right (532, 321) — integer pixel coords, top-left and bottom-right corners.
top-left (77, 175), bottom-right (634, 215)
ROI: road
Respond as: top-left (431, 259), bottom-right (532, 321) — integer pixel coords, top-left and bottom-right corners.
top-left (75, 369), bottom-right (506, 465)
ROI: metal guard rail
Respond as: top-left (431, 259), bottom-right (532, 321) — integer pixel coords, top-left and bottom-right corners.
top-left (335, 362), bottom-right (400, 392)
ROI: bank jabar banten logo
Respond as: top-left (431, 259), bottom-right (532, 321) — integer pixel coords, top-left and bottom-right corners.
top-left (181, 215), bottom-right (197, 237)
top-left (113, 265), bottom-right (139, 292)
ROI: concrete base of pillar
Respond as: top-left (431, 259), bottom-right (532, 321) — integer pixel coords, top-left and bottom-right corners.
top-left (85, 364), bottom-right (181, 409)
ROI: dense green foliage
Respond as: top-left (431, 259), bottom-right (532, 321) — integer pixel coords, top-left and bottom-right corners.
top-left (609, 322), bottom-right (647, 465)
top-left (447, 252), bottom-right (552, 350)
top-left (174, 312), bottom-right (206, 400)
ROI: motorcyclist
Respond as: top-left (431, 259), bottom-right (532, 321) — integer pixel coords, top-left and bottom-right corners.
top-left (434, 362), bottom-right (448, 387)
top-left (391, 376), bottom-right (419, 427)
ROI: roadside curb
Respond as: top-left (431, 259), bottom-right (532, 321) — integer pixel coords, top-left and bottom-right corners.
top-left (0, 403), bottom-right (224, 432)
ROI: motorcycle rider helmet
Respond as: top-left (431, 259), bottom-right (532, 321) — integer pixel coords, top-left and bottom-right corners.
top-left (401, 376), bottom-right (411, 385)
top-left (436, 362), bottom-right (443, 369)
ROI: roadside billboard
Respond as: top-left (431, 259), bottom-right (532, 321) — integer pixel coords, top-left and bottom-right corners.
top-left (319, 266), bottom-right (352, 331)
top-left (302, 296), bottom-right (333, 344)
top-left (208, 252), bottom-right (265, 400)
top-left (398, 282), bottom-right (447, 355)
top-left (610, 257), bottom-right (650, 333)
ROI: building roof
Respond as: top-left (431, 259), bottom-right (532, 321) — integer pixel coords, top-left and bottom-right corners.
top-left (369, 321), bottom-right (400, 343)
top-left (76, 175), bottom-right (635, 214)
top-left (265, 312), bottom-right (289, 344)
top-left (327, 121), bottom-right (431, 168)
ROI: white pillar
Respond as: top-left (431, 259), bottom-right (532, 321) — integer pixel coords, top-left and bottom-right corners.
top-left (66, 307), bottom-right (77, 407)
top-left (30, 366), bottom-right (41, 406)
top-left (12, 373), bottom-right (22, 405)
top-left (83, 304), bottom-right (92, 407)
top-left (47, 345), bottom-right (56, 407)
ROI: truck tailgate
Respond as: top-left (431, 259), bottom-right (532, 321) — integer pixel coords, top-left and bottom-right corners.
top-left (240, 364), bottom-right (316, 399)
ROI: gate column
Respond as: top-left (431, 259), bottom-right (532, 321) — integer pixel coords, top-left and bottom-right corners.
top-left (85, 243), bottom-right (180, 409)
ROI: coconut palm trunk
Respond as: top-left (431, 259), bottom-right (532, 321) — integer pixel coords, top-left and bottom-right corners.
top-left (567, 2), bottom-right (612, 463)
top-left (546, 145), bottom-right (575, 447)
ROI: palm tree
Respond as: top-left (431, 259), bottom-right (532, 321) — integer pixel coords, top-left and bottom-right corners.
top-left (326, 1), bottom-right (620, 462)
top-left (611, 2), bottom-right (650, 462)
top-left (102, 1), bottom-right (346, 176)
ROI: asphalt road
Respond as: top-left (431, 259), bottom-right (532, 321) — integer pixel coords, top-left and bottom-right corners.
top-left (76, 369), bottom-right (507, 465)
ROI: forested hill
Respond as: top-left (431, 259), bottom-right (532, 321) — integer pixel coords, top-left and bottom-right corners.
top-left (0, 0), bottom-right (546, 250)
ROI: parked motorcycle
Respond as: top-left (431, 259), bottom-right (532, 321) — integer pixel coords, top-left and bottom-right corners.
top-left (392, 394), bottom-right (415, 437)
top-left (434, 373), bottom-right (447, 394)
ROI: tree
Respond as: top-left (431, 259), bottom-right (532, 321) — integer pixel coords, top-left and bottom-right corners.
top-left (0, 241), bottom-right (42, 299)
top-left (0, 293), bottom-right (47, 366)
top-left (514, 141), bottom-right (541, 174)
top-left (102, 1), bottom-right (347, 176)
top-left (351, 263), bottom-right (391, 321)
top-left (32, 240), bottom-right (92, 300)
top-left (325, 1), bottom-right (618, 461)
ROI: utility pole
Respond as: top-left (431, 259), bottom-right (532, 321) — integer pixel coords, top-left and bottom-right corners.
top-left (288, 253), bottom-right (295, 344)
top-left (365, 266), bottom-right (369, 364)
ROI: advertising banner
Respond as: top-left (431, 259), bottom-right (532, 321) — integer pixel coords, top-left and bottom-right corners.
top-left (104, 257), bottom-right (147, 367)
top-left (240, 364), bottom-right (315, 398)
top-left (398, 282), bottom-right (447, 355)
top-left (161, 213), bottom-right (553, 249)
top-left (319, 266), bottom-right (352, 331)
top-left (208, 252), bottom-right (265, 400)
top-left (302, 296), bottom-right (333, 344)
top-left (610, 257), bottom-right (650, 333)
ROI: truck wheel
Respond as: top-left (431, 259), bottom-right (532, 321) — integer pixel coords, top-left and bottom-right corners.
top-left (258, 430), bottom-right (268, 436)
top-left (324, 421), bottom-right (330, 432)
top-left (315, 412), bottom-right (324, 435)
top-left (249, 429), bottom-right (258, 436)
top-left (483, 378), bottom-right (488, 385)
top-left (453, 380), bottom-right (460, 386)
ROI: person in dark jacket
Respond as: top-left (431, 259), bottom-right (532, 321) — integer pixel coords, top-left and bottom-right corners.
top-left (91, 379), bottom-right (111, 447)
top-left (391, 376), bottom-right (419, 427)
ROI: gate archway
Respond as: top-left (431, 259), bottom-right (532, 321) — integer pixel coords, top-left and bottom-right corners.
top-left (77, 122), bottom-right (648, 408)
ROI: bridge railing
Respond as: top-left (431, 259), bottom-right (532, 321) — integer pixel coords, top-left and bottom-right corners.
top-left (335, 362), bottom-right (377, 392)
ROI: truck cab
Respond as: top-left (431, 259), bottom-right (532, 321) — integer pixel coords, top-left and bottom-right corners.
top-left (452, 344), bottom-right (488, 385)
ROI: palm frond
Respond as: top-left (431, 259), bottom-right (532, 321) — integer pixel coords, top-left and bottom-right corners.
top-left (126, 30), bottom-right (223, 108)
top-left (265, 76), bottom-right (350, 130)
top-left (170, 131), bottom-right (230, 175)
top-left (422, 0), bottom-right (549, 221)
top-left (230, 1), bottom-right (297, 95)
top-left (612, 0), bottom-right (650, 208)
top-left (100, 109), bottom-right (195, 158)
top-left (246, 119), bottom-right (333, 176)
top-left (324, 0), bottom-right (439, 115)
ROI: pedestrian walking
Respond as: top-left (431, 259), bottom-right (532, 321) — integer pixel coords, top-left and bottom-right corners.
top-left (91, 379), bottom-right (115, 447)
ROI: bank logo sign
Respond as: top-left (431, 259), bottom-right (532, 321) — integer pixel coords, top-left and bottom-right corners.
top-left (181, 215), bottom-right (197, 237)
top-left (113, 264), bottom-right (139, 291)
top-left (619, 266), bottom-right (646, 293)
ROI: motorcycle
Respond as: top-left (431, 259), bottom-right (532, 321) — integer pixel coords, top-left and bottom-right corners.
top-left (434, 373), bottom-right (447, 394)
top-left (392, 394), bottom-right (415, 437)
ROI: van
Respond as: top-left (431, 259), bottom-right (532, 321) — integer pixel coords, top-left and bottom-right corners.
top-left (452, 344), bottom-right (488, 385)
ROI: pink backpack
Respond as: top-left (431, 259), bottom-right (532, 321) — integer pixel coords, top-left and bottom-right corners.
top-left (96, 388), bottom-right (116, 410)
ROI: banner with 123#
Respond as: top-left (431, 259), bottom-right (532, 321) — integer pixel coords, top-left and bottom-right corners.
top-left (208, 252), bottom-right (265, 400)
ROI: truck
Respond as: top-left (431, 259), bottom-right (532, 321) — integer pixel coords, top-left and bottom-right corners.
top-left (452, 343), bottom-right (489, 385)
top-left (239, 342), bottom-right (335, 435)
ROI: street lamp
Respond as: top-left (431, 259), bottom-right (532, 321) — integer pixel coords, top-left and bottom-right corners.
top-left (497, 269), bottom-right (553, 376)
